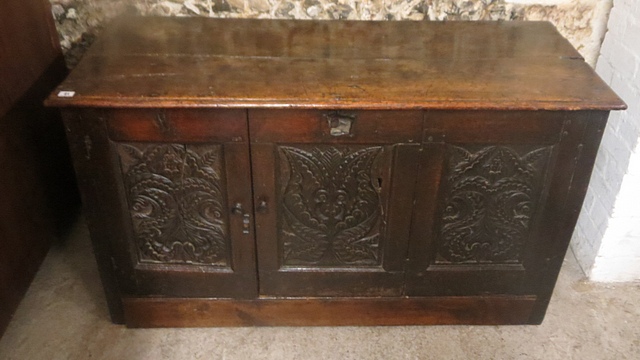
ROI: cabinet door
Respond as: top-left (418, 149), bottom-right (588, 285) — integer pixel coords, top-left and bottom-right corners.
top-left (105, 109), bottom-right (257, 298)
top-left (250, 110), bottom-right (422, 297)
top-left (406, 110), bottom-right (588, 297)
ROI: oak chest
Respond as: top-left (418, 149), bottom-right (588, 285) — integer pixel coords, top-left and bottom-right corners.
top-left (47, 17), bottom-right (625, 326)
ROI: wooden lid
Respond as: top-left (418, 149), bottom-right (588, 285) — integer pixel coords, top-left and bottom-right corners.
top-left (47, 17), bottom-right (626, 111)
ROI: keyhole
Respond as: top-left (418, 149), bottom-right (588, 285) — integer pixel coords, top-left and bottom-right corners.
top-left (377, 178), bottom-right (383, 190)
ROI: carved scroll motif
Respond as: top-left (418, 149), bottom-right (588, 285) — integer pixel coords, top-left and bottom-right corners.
top-left (438, 145), bottom-right (552, 264)
top-left (117, 143), bottom-right (229, 266)
top-left (278, 145), bottom-right (383, 267)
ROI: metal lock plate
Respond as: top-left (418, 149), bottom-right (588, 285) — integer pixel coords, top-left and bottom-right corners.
top-left (325, 112), bottom-right (356, 136)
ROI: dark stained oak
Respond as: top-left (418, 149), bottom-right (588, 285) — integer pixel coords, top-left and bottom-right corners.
top-left (250, 110), bottom-right (421, 296)
top-left (407, 110), bottom-right (566, 296)
top-left (48, 17), bottom-right (626, 326)
top-left (107, 108), bottom-right (248, 143)
top-left (65, 108), bottom-right (258, 303)
top-left (46, 17), bottom-right (624, 111)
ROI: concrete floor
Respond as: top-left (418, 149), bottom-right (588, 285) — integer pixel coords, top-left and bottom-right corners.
top-left (1, 219), bottom-right (639, 360)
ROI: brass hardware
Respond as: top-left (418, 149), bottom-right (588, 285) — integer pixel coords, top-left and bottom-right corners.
top-left (232, 202), bottom-right (250, 234)
top-left (325, 112), bottom-right (356, 136)
top-left (242, 214), bottom-right (251, 234)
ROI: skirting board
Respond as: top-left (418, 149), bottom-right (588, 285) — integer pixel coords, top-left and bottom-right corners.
top-left (122, 295), bottom-right (538, 327)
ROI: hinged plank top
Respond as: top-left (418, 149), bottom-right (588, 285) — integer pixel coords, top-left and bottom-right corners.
top-left (47, 17), bottom-right (625, 110)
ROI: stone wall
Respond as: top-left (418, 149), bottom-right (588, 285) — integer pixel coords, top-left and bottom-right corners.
top-left (571, 0), bottom-right (640, 282)
top-left (49, 0), bottom-right (611, 67)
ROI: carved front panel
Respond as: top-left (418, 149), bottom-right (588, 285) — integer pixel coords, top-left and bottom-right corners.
top-left (437, 145), bottom-right (553, 264)
top-left (277, 145), bottom-right (384, 267)
top-left (117, 143), bottom-right (230, 266)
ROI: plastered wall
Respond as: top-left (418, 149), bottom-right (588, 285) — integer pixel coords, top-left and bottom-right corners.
top-left (572, 0), bottom-right (640, 282)
top-left (49, 0), bottom-right (612, 67)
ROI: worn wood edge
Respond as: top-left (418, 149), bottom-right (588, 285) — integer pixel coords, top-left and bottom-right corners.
top-left (44, 97), bottom-right (627, 111)
top-left (122, 295), bottom-right (537, 327)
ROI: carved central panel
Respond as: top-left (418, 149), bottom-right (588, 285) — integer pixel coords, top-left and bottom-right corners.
top-left (277, 145), bottom-right (383, 267)
top-left (117, 143), bottom-right (230, 266)
top-left (437, 145), bottom-right (552, 264)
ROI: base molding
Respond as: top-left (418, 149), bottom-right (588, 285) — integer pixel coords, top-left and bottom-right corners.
top-left (122, 295), bottom-right (537, 327)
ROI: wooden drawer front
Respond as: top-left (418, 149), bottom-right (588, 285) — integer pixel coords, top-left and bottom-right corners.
top-left (249, 109), bottom-right (422, 144)
top-left (107, 109), bottom-right (248, 143)
top-left (423, 110), bottom-right (566, 145)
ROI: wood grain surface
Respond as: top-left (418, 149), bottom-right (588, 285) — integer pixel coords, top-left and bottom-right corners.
top-left (46, 17), bottom-right (625, 111)
top-left (49, 17), bottom-right (626, 326)
top-left (122, 295), bottom-right (537, 327)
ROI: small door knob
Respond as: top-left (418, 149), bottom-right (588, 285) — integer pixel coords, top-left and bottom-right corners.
top-left (257, 199), bottom-right (269, 213)
top-left (231, 202), bottom-right (244, 215)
